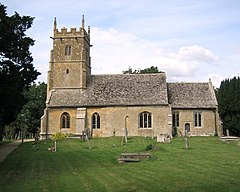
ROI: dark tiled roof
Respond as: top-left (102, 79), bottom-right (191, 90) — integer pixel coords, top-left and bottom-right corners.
top-left (167, 82), bottom-right (218, 108)
top-left (48, 73), bottom-right (169, 107)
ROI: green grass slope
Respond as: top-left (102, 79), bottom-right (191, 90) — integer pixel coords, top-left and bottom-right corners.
top-left (0, 137), bottom-right (240, 192)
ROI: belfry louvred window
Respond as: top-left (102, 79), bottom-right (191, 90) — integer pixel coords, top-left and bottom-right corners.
top-left (65, 45), bottom-right (71, 55)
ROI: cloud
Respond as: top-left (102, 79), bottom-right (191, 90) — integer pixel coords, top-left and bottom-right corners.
top-left (177, 45), bottom-right (218, 63)
top-left (91, 27), bottom-right (220, 82)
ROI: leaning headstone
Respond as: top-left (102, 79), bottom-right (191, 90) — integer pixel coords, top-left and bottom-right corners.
top-left (84, 128), bottom-right (91, 138)
top-left (184, 138), bottom-right (189, 149)
top-left (85, 134), bottom-right (91, 149)
top-left (124, 128), bottom-right (128, 143)
top-left (226, 129), bottom-right (230, 137)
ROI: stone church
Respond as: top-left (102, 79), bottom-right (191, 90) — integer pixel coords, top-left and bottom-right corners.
top-left (40, 17), bottom-right (221, 139)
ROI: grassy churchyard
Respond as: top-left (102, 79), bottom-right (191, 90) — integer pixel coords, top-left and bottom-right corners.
top-left (0, 137), bottom-right (240, 192)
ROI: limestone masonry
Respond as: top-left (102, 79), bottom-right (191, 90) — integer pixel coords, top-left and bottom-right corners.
top-left (40, 16), bottom-right (221, 139)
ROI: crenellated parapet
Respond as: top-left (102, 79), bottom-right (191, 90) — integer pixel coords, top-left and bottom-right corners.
top-left (52, 16), bottom-right (90, 44)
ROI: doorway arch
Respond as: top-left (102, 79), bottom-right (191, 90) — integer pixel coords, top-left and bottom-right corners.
top-left (185, 123), bottom-right (190, 135)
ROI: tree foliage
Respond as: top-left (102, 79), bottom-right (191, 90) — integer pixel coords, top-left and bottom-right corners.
top-left (4, 83), bottom-right (47, 140)
top-left (217, 77), bottom-right (240, 136)
top-left (123, 66), bottom-right (162, 74)
top-left (0, 3), bottom-right (40, 140)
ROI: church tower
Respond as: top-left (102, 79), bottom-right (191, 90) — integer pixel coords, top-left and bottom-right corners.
top-left (47, 16), bottom-right (91, 95)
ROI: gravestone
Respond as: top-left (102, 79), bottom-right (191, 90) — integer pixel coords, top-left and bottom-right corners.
top-left (157, 134), bottom-right (165, 143)
top-left (226, 129), bottom-right (230, 136)
top-left (124, 128), bottom-right (128, 143)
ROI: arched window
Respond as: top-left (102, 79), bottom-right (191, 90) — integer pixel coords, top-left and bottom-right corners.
top-left (92, 113), bottom-right (100, 129)
top-left (60, 112), bottom-right (70, 128)
top-left (65, 45), bottom-right (72, 56)
top-left (139, 111), bottom-right (152, 128)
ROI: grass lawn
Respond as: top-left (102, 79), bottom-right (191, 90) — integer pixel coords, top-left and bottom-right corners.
top-left (0, 137), bottom-right (240, 192)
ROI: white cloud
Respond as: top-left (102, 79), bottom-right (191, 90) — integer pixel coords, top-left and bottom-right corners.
top-left (91, 27), bottom-right (220, 83)
top-left (177, 45), bottom-right (218, 63)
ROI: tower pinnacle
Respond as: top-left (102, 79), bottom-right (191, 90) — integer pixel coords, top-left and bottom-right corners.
top-left (81, 15), bottom-right (85, 28)
top-left (54, 17), bottom-right (57, 31)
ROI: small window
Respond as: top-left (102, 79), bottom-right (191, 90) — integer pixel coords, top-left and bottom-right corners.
top-left (60, 112), bottom-right (70, 128)
top-left (65, 45), bottom-right (72, 56)
top-left (139, 111), bottom-right (152, 128)
top-left (172, 112), bottom-right (179, 127)
top-left (92, 113), bottom-right (100, 129)
top-left (194, 112), bottom-right (202, 127)
top-left (66, 69), bottom-right (69, 74)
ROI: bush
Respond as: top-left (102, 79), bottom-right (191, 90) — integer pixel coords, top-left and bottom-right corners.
top-left (51, 132), bottom-right (70, 140)
top-left (146, 144), bottom-right (153, 151)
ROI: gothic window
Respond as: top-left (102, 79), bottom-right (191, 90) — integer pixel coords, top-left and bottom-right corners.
top-left (194, 112), bottom-right (202, 127)
top-left (65, 45), bottom-right (72, 56)
top-left (172, 112), bottom-right (179, 127)
top-left (139, 111), bottom-right (152, 128)
top-left (60, 112), bottom-right (70, 128)
top-left (92, 113), bottom-right (100, 129)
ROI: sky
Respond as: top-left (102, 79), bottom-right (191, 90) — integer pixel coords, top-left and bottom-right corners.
top-left (1, 0), bottom-right (240, 87)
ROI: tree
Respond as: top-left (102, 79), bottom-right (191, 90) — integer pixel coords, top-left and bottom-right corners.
top-left (0, 3), bottom-right (40, 140)
top-left (4, 83), bottom-right (47, 140)
top-left (123, 66), bottom-right (162, 74)
top-left (22, 83), bottom-right (47, 137)
top-left (217, 77), bottom-right (240, 136)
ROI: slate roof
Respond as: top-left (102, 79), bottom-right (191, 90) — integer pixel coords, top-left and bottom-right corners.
top-left (48, 73), bottom-right (169, 107)
top-left (167, 82), bottom-right (218, 109)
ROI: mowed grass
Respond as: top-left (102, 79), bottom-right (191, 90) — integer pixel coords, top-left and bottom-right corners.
top-left (0, 137), bottom-right (240, 192)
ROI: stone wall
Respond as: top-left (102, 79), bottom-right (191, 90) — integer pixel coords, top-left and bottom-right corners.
top-left (172, 109), bottom-right (219, 136)
top-left (43, 105), bottom-right (172, 138)
top-left (86, 105), bottom-right (172, 137)
top-left (47, 108), bottom-right (77, 135)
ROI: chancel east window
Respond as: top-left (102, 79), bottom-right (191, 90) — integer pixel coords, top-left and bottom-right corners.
top-left (65, 45), bottom-right (72, 56)
top-left (92, 113), bottom-right (100, 129)
top-left (194, 112), bottom-right (202, 127)
top-left (172, 112), bottom-right (179, 127)
top-left (61, 112), bottom-right (70, 128)
top-left (139, 112), bottom-right (152, 128)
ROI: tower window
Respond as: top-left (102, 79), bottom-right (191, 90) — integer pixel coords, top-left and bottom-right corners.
top-left (65, 45), bottom-right (72, 55)
top-left (66, 69), bottom-right (69, 74)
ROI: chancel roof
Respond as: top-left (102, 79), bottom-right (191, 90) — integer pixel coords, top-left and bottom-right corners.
top-left (167, 82), bottom-right (218, 109)
top-left (48, 73), bottom-right (169, 107)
